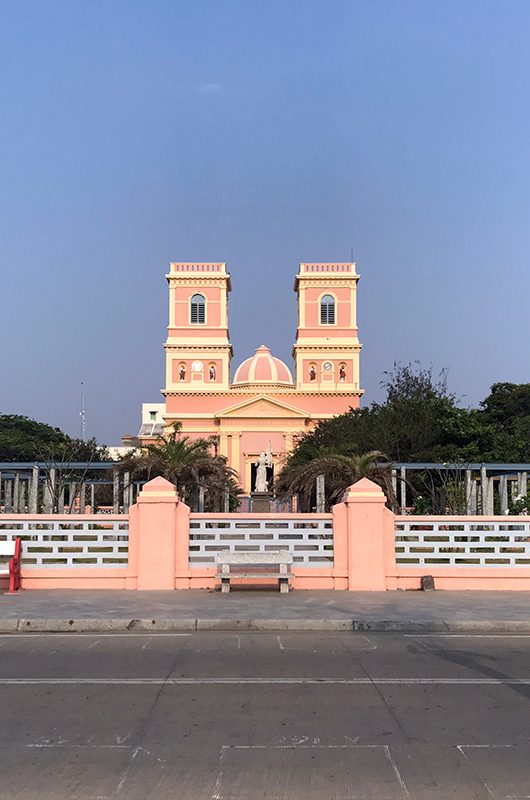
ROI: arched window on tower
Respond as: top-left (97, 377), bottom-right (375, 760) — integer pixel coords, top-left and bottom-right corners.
top-left (320, 294), bottom-right (335, 324)
top-left (190, 294), bottom-right (206, 324)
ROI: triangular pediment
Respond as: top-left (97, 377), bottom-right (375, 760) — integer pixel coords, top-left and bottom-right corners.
top-left (215, 395), bottom-right (310, 420)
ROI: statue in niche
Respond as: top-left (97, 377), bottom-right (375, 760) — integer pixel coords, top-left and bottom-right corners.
top-left (209, 365), bottom-right (216, 381)
top-left (309, 365), bottom-right (317, 382)
top-left (179, 364), bottom-right (186, 381)
top-left (254, 447), bottom-right (273, 493)
top-left (339, 365), bottom-right (346, 382)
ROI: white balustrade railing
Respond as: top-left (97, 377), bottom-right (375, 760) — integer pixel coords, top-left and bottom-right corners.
top-left (395, 517), bottom-right (530, 567)
top-left (0, 516), bottom-right (129, 567)
top-left (189, 514), bottom-right (334, 566)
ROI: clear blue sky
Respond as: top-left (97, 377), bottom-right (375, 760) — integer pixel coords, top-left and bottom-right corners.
top-left (2, 0), bottom-right (530, 444)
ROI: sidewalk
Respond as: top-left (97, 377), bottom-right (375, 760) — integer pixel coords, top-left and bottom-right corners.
top-left (1, 589), bottom-right (530, 632)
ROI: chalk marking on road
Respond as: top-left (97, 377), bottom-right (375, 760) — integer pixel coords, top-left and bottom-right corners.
top-left (361, 635), bottom-right (377, 650)
top-left (276, 635), bottom-right (285, 650)
top-left (88, 639), bottom-right (101, 650)
top-left (141, 637), bottom-right (151, 650)
top-left (384, 745), bottom-right (411, 798)
top-left (236, 636), bottom-right (241, 651)
top-left (1, 676), bottom-right (530, 686)
top-left (24, 743), bottom-right (132, 749)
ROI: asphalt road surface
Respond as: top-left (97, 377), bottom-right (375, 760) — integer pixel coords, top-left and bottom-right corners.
top-left (1, 631), bottom-right (530, 798)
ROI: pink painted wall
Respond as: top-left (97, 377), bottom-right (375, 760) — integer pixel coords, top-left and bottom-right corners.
top-left (8, 480), bottom-right (530, 593)
top-left (173, 285), bottom-right (222, 327)
top-left (303, 286), bottom-right (351, 329)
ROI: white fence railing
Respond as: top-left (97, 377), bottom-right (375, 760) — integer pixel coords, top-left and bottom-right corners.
top-left (189, 514), bottom-right (334, 566)
top-left (0, 516), bottom-right (129, 567)
top-left (395, 517), bottom-right (530, 567)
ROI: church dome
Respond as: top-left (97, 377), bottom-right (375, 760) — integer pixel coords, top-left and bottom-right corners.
top-left (233, 345), bottom-right (294, 386)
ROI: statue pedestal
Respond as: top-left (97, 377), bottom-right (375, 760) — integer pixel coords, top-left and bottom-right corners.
top-left (251, 492), bottom-right (271, 513)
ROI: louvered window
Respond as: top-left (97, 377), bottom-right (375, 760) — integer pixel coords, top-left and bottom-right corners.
top-left (190, 294), bottom-right (205, 324)
top-left (320, 295), bottom-right (335, 324)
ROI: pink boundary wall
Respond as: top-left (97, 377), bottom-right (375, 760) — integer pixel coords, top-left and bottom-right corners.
top-left (4, 476), bottom-right (530, 591)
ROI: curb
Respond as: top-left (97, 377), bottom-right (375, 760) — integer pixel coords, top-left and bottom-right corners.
top-left (1, 618), bottom-right (529, 633)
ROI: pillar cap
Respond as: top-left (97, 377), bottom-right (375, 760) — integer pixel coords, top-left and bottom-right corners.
top-left (342, 478), bottom-right (386, 503)
top-left (137, 476), bottom-right (178, 502)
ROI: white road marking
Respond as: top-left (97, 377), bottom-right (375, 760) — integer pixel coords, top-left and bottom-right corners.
top-left (141, 637), bottom-right (151, 650)
top-left (0, 676), bottom-right (529, 685)
top-left (456, 745), bottom-right (496, 797)
top-left (0, 633), bottom-right (192, 638)
top-left (88, 640), bottom-right (101, 650)
top-left (276, 635), bottom-right (285, 650)
top-left (224, 743), bottom-right (386, 749)
top-left (384, 745), bottom-right (411, 798)
top-left (423, 634), bottom-right (530, 640)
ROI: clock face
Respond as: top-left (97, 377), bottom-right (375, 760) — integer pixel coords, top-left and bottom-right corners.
top-left (191, 360), bottom-right (203, 372)
top-left (323, 361), bottom-right (333, 371)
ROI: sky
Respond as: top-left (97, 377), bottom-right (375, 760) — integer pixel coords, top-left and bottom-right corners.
top-left (1, 0), bottom-right (530, 445)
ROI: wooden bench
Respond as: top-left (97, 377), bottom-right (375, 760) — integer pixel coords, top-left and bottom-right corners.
top-left (0, 539), bottom-right (21, 593)
top-left (216, 551), bottom-right (293, 593)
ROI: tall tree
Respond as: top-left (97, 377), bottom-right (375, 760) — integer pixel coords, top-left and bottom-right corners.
top-left (119, 423), bottom-right (240, 511)
top-left (0, 414), bottom-right (106, 462)
top-left (276, 449), bottom-right (396, 512)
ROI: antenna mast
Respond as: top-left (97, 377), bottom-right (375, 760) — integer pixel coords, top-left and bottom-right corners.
top-left (80, 381), bottom-right (86, 441)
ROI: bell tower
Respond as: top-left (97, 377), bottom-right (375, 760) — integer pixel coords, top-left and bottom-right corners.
top-left (163, 263), bottom-right (232, 396)
top-left (292, 262), bottom-right (362, 398)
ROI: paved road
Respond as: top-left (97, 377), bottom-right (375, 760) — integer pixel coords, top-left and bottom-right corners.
top-left (1, 631), bottom-right (530, 798)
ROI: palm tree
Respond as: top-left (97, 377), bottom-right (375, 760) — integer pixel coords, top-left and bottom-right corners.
top-left (119, 423), bottom-right (240, 511)
top-left (275, 447), bottom-right (397, 512)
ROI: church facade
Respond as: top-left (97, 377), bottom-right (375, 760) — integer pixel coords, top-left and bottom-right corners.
top-left (126, 262), bottom-right (363, 493)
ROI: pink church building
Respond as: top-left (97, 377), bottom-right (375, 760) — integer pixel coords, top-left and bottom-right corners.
top-left (125, 262), bottom-right (363, 493)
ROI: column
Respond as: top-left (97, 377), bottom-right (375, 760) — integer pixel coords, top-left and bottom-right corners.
top-left (465, 470), bottom-right (472, 514)
top-left (13, 474), bottom-right (20, 513)
top-left (316, 474), bottom-right (325, 513)
top-left (5, 481), bottom-right (13, 513)
top-left (469, 478), bottom-right (477, 515)
top-left (219, 432), bottom-right (229, 458)
top-left (499, 475), bottom-right (508, 515)
top-left (29, 465), bottom-right (39, 514)
top-left (129, 477), bottom-right (180, 590)
top-left (231, 433), bottom-right (241, 483)
top-left (113, 469), bottom-right (120, 513)
top-left (399, 467), bottom-right (406, 513)
top-left (44, 468), bottom-right (56, 513)
top-left (123, 472), bottom-right (130, 512)
top-left (340, 478), bottom-right (394, 591)
top-left (480, 466), bottom-right (488, 514)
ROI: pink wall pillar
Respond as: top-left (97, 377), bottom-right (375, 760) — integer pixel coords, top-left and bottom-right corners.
top-left (129, 477), bottom-right (180, 590)
top-left (339, 478), bottom-right (395, 591)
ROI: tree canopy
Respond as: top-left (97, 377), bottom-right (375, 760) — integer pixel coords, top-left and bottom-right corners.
top-left (283, 365), bottom-right (529, 468)
top-left (276, 365), bottom-right (530, 511)
top-left (118, 422), bottom-right (240, 511)
top-left (0, 414), bottom-right (106, 462)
